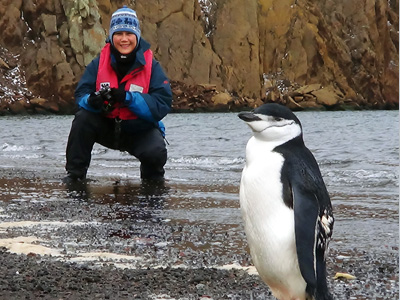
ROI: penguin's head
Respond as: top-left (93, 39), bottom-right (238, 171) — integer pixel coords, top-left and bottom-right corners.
top-left (238, 103), bottom-right (302, 142)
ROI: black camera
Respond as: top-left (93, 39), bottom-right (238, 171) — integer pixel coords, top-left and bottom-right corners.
top-left (94, 86), bottom-right (111, 99)
top-left (94, 86), bottom-right (114, 112)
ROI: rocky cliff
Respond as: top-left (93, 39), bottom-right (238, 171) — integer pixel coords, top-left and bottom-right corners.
top-left (0, 0), bottom-right (398, 114)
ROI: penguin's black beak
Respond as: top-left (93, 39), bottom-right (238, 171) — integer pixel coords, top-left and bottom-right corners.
top-left (238, 112), bottom-right (261, 122)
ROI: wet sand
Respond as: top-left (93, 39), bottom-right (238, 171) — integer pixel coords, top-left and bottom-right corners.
top-left (0, 173), bottom-right (398, 299)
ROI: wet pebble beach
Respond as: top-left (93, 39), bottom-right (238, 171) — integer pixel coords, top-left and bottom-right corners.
top-left (0, 175), bottom-right (398, 300)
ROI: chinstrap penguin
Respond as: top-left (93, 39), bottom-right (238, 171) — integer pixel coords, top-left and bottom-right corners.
top-left (238, 103), bottom-right (334, 300)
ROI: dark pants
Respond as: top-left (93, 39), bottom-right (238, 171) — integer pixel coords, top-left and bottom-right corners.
top-left (65, 109), bottom-right (167, 180)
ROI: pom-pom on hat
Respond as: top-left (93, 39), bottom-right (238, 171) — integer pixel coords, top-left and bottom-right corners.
top-left (109, 6), bottom-right (141, 45)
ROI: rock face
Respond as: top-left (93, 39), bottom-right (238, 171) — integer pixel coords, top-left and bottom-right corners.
top-left (0, 0), bottom-right (398, 114)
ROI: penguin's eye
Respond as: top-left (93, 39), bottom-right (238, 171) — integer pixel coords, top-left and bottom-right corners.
top-left (274, 117), bottom-right (283, 121)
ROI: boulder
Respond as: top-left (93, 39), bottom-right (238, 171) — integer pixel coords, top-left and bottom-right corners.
top-left (295, 84), bottom-right (322, 95)
top-left (211, 92), bottom-right (232, 106)
top-left (30, 97), bottom-right (60, 113)
top-left (312, 86), bottom-right (344, 107)
top-left (8, 98), bottom-right (29, 114)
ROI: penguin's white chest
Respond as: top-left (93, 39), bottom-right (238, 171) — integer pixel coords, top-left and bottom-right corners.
top-left (240, 137), bottom-right (306, 299)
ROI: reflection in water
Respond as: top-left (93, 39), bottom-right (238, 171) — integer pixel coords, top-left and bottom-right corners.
top-left (63, 180), bottom-right (173, 246)
top-left (65, 180), bottom-right (90, 200)
top-left (66, 179), bottom-right (170, 224)
top-left (65, 180), bottom-right (169, 205)
top-left (104, 181), bottom-right (169, 225)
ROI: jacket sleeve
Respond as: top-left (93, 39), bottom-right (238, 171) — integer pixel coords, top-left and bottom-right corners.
top-left (74, 57), bottom-right (101, 113)
top-left (124, 58), bottom-right (172, 122)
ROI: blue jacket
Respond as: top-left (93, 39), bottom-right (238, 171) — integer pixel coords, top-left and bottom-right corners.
top-left (74, 38), bottom-right (172, 135)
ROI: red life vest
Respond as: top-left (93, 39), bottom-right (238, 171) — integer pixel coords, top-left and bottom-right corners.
top-left (96, 43), bottom-right (153, 120)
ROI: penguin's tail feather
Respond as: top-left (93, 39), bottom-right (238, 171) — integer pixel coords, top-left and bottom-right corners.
top-left (305, 285), bottom-right (333, 300)
top-left (315, 289), bottom-right (333, 300)
top-left (314, 250), bottom-right (334, 300)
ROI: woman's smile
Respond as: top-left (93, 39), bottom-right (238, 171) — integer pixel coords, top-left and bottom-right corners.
top-left (113, 31), bottom-right (137, 54)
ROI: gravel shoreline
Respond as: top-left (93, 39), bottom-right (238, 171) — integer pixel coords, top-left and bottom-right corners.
top-left (0, 175), bottom-right (398, 299)
top-left (0, 245), bottom-right (398, 299)
top-left (0, 247), bottom-right (271, 300)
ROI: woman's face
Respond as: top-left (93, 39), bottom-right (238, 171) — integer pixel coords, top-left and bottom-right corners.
top-left (112, 31), bottom-right (137, 55)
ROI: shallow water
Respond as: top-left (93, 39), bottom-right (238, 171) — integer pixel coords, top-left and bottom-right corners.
top-left (0, 110), bottom-right (398, 298)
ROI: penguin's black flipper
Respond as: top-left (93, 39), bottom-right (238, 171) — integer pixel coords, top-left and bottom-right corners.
top-left (277, 138), bottom-right (333, 297)
top-left (292, 183), bottom-right (319, 295)
top-left (284, 143), bottom-right (334, 299)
